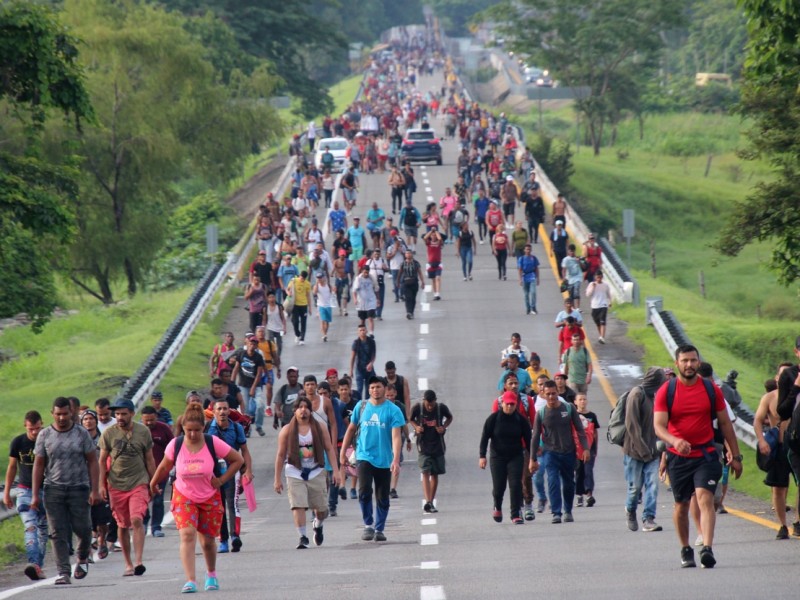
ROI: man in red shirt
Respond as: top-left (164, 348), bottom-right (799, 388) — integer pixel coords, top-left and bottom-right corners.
top-left (423, 228), bottom-right (444, 301)
top-left (654, 344), bottom-right (742, 570)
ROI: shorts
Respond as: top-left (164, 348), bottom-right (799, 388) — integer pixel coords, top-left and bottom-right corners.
top-left (108, 484), bottom-right (150, 529)
top-left (568, 282), bottom-right (581, 302)
top-left (261, 369), bottom-right (275, 386)
top-left (171, 488), bottom-right (223, 537)
top-left (503, 203), bottom-right (515, 217)
top-left (666, 451), bottom-right (723, 503)
top-left (335, 278), bottom-right (350, 297)
top-left (765, 443), bottom-right (792, 488)
top-left (418, 453), bottom-right (446, 475)
top-left (351, 247), bottom-right (364, 261)
top-left (404, 227), bottom-right (418, 238)
top-left (427, 262), bottom-right (442, 277)
top-left (287, 473), bottom-right (328, 511)
top-left (357, 309), bottom-right (376, 321)
top-left (91, 500), bottom-right (113, 529)
top-left (319, 307), bottom-right (332, 322)
top-left (591, 307), bottom-right (608, 327)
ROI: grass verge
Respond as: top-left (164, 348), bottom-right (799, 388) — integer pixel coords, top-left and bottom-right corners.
top-left (0, 518), bottom-right (23, 567)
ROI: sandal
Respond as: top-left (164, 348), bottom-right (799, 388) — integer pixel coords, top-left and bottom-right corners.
top-left (73, 562), bottom-right (88, 580)
top-left (181, 581), bottom-right (197, 594)
top-left (97, 545), bottom-right (109, 560)
top-left (55, 574), bottom-right (71, 585)
top-left (134, 564), bottom-right (146, 576)
top-left (123, 567), bottom-right (135, 577)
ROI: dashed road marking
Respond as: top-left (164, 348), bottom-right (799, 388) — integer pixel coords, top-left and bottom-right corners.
top-left (424, 284), bottom-right (432, 293)
top-left (422, 518), bottom-right (437, 526)
top-left (420, 585), bottom-right (446, 600)
top-left (419, 348), bottom-right (428, 361)
top-left (420, 323), bottom-right (429, 334)
top-left (420, 561), bottom-right (440, 570)
top-left (425, 187), bottom-right (432, 192)
top-left (420, 533), bottom-right (439, 546)
top-left (418, 377), bottom-right (428, 390)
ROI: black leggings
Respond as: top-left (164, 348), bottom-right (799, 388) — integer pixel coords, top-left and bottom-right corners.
top-left (291, 305), bottom-right (308, 340)
top-left (403, 282), bottom-right (419, 316)
top-left (391, 187), bottom-right (404, 213)
top-left (477, 217), bottom-right (487, 241)
top-left (495, 249), bottom-right (508, 278)
top-left (527, 218), bottom-right (541, 243)
top-left (490, 453), bottom-right (523, 519)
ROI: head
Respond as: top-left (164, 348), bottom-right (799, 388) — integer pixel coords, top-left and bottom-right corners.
top-left (674, 344), bottom-right (700, 382)
top-left (326, 368), bottom-right (339, 388)
top-left (507, 354), bottom-right (520, 370)
top-left (140, 406), bottom-right (157, 429)
top-left (503, 373), bottom-right (519, 393)
top-left (575, 393), bottom-right (588, 412)
top-left (553, 372), bottom-right (567, 391)
top-left (181, 403), bottom-right (207, 444)
top-left (571, 334), bottom-right (583, 349)
top-left (303, 374), bottom-right (318, 397)
top-left (385, 361), bottom-right (397, 379)
top-left (500, 390), bottom-right (518, 415)
top-left (529, 353), bottom-right (541, 370)
top-left (95, 397), bottom-right (113, 424)
top-left (51, 397), bottom-right (74, 430)
top-left (246, 336), bottom-right (259, 353)
top-left (564, 298), bottom-right (574, 311)
top-left (594, 271), bottom-right (603, 283)
top-left (337, 378), bottom-right (351, 402)
top-left (150, 390), bottom-right (164, 408)
top-left (24, 410), bottom-right (44, 441)
top-left (385, 383), bottom-right (397, 401)
top-left (423, 389), bottom-right (437, 409)
top-left (567, 244), bottom-right (576, 256)
top-left (294, 396), bottom-right (313, 421)
top-left (286, 367), bottom-right (299, 385)
top-left (257, 250), bottom-right (266, 263)
top-left (114, 407), bottom-right (134, 430)
top-left (524, 243), bottom-right (532, 255)
top-left (536, 374), bottom-right (549, 395)
top-left (510, 333), bottom-right (521, 347)
top-left (543, 380), bottom-right (560, 407)
top-left (368, 376), bottom-right (387, 400)
top-left (357, 324), bottom-right (367, 339)
top-left (80, 409), bottom-right (98, 434)
top-left (185, 390), bottom-right (202, 405)
top-left (213, 398), bottom-right (230, 425)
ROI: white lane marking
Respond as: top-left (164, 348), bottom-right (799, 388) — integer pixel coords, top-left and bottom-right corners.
top-left (0, 579), bottom-right (54, 599)
top-left (420, 562), bottom-right (440, 570)
top-left (422, 518), bottom-right (437, 526)
top-left (418, 377), bottom-right (428, 390)
top-left (427, 195), bottom-right (434, 202)
top-left (424, 284), bottom-right (432, 293)
top-left (425, 187), bottom-right (432, 192)
top-left (419, 348), bottom-right (428, 361)
top-left (421, 585), bottom-right (446, 600)
top-left (420, 323), bottom-right (429, 334)
top-left (423, 179), bottom-right (430, 185)
top-left (421, 303), bottom-right (430, 311)
top-left (420, 533), bottom-right (439, 546)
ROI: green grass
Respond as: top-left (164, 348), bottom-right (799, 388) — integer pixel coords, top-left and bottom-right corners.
top-left (0, 518), bottom-right (24, 566)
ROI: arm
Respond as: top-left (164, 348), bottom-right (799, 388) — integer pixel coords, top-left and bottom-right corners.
top-left (654, 411), bottom-right (689, 454)
top-left (324, 398), bottom-right (338, 449)
top-left (754, 392), bottom-right (771, 455)
top-left (339, 422), bottom-right (358, 466)
top-left (86, 450), bottom-right (100, 504)
top-left (149, 455), bottom-right (174, 496)
top-left (145, 448), bottom-right (156, 482)
top-left (717, 407), bottom-right (742, 478)
top-left (3, 458), bottom-right (17, 509)
top-left (29, 456), bottom-right (46, 512)
top-left (349, 349), bottom-right (356, 378)
top-left (321, 429), bottom-right (341, 487)
top-left (403, 379), bottom-right (411, 419)
top-left (240, 443), bottom-right (254, 482)
top-left (572, 408), bottom-right (590, 461)
top-left (216, 449), bottom-right (244, 489)
top-left (98, 448), bottom-right (110, 500)
top-left (390, 427), bottom-right (402, 474)
top-left (585, 355), bottom-right (593, 383)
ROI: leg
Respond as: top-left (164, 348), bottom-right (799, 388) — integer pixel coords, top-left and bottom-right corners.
top-left (507, 454), bottom-right (524, 519)
top-left (545, 452), bottom-right (563, 516)
top-left (696, 488), bottom-right (717, 546)
top-left (151, 486), bottom-right (166, 534)
top-left (67, 488), bottom-right (93, 563)
top-left (44, 488), bottom-right (72, 576)
top-left (373, 468), bottom-right (392, 532)
top-left (119, 526), bottom-right (134, 571)
top-left (291, 307), bottom-right (301, 338)
top-left (299, 306), bottom-right (308, 341)
top-left (673, 501), bottom-right (691, 547)
top-left (625, 456), bottom-right (645, 515)
top-left (429, 474), bottom-right (439, 503)
top-left (642, 458), bottom-right (660, 520)
top-left (254, 387), bottom-right (266, 430)
top-left (179, 527), bottom-right (198, 583)
top-left (489, 456), bottom-right (509, 513)
top-left (521, 449), bottom-right (533, 506)
top-left (559, 452), bottom-right (577, 513)
top-left (198, 533), bottom-right (217, 576)
top-left (357, 462), bottom-right (375, 527)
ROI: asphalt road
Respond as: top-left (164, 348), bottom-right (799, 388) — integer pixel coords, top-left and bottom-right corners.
top-left (2, 72), bottom-right (796, 600)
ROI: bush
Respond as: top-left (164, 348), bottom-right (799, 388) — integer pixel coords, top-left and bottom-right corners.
top-left (530, 133), bottom-right (575, 192)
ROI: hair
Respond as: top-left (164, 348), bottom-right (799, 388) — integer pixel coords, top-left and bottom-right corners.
top-left (507, 353), bottom-right (519, 362)
top-left (575, 393), bottom-right (588, 403)
top-left (53, 396), bottom-right (72, 410)
top-left (511, 332), bottom-right (521, 340)
top-left (141, 406), bottom-right (157, 415)
top-left (674, 344), bottom-right (699, 360)
top-left (543, 380), bottom-right (558, 390)
top-left (697, 362), bottom-right (713, 378)
top-left (95, 397), bottom-right (111, 409)
top-left (182, 403), bottom-right (206, 427)
top-left (503, 372), bottom-right (519, 384)
top-left (295, 396), bottom-right (312, 411)
top-left (211, 378), bottom-right (225, 387)
top-left (385, 360), bottom-right (396, 370)
top-left (537, 373), bottom-right (549, 382)
top-left (24, 410), bottom-right (43, 424)
top-left (568, 243), bottom-right (576, 251)
top-left (423, 389), bottom-right (437, 402)
top-left (764, 379), bottom-right (778, 393)
top-left (386, 383), bottom-right (396, 392)
top-left (338, 378), bottom-right (351, 388)
top-left (779, 361), bottom-right (794, 369)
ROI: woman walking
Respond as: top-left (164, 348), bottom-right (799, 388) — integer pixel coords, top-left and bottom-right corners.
top-left (492, 224), bottom-right (509, 280)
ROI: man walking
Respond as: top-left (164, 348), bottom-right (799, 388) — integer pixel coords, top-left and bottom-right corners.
top-left (339, 376), bottom-right (405, 542)
top-left (274, 397), bottom-right (340, 549)
top-left (4, 411), bottom-right (48, 580)
top-left (517, 243), bottom-right (540, 315)
top-left (586, 270), bottom-right (612, 344)
top-left (99, 399), bottom-right (156, 577)
top-left (140, 406), bottom-right (173, 538)
top-left (31, 397), bottom-right (101, 585)
top-left (562, 334), bottom-right (592, 393)
top-left (411, 390), bottom-right (453, 513)
top-left (654, 344), bottom-right (743, 569)
top-left (623, 367), bottom-right (667, 533)
top-left (350, 324), bottom-right (377, 401)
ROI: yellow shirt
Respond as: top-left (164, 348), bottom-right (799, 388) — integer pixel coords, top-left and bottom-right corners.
top-left (526, 366), bottom-right (551, 382)
top-left (291, 277), bottom-right (311, 307)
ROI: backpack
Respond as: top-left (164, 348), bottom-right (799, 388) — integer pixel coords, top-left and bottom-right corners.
top-left (786, 400), bottom-right (800, 453)
top-left (665, 377), bottom-right (721, 444)
top-left (578, 414), bottom-right (596, 458)
top-left (404, 207), bottom-right (418, 227)
top-left (607, 387), bottom-right (639, 446)
top-left (173, 433), bottom-right (222, 478)
top-left (453, 209), bottom-right (465, 225)
top-left (413, 401), bottom-right (446, 452)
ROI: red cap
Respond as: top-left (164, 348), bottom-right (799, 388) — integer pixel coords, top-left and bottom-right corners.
top-left (501, 391), bottom-right (518, 405)
top-left (326, 368), bottom-right (339, 378)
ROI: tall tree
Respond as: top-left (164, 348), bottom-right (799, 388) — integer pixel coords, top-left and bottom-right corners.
top-left (494, 0), bottom-right (686, 155)
top-left (714, 1), bottom-right (800, 284)
top-left (57, 0), bottom-right (282, 302)
top-left (0, 0), bottom-right (92, 329)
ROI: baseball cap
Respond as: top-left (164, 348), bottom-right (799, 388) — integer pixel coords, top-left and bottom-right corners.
top-left (286, 366), bottom-right (299, 373)
top-left (506, 175), bottom-right (514, 181)
top-left (258, 249), bottom-right (266, 255)
top-left (338, 249), bottom-right (347, 257)
top-left (326, 368), bottom-right (339, 378)
top-left (110, 399), bottom-right (135, 412)
top-left (554, 372), bottom-right (566, 379)
top-left (151, 390), bottom-right (163, 399)
top-left (555, 219), bottom-right (564, 226)
top-left (501, 391), bottom-right (517, 405)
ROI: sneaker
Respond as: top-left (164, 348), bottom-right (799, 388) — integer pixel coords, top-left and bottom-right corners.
top-left (537, 499), bottom-right (546, 513)
top-left (776, 525), bottom-right (789, 540)
top-left (152, 530), bottom-right (165, 538)
top-left (389, 488), bottom-right (399, 499)
top-left (523, 504), bottom-right (535, 521)
top-left (424, 502), bottom-right (433, 514)
top-left (531, 310), bottom-right (537, 315)
top-left (257, 427), bottom-right (265, 437)
top-left (526, 309), bottom-right (530, 315)
top-left (680, 546), bottom-right (696, 568)
top-left (793, 522), bottom-right (800, 537)
top-left (361, 527), bottom-right (375, 541)
top-left (563, 513), bottom-right (574, 523)
top-left (586, 496), bottom-right (596, 507)
top-left (511, 516), bottom-right (524, 525)
top-left (339, 488), bottom-right (347, 500)
top-left (626, 510), bottom-right (638, 532)
top-left (433, 295), bottom-right (441, 301)
top-left (329, 508), bottom-right (337, 517)
top-left (429, 504), bottom-right (438, 513)
top-left (551, 515), bottom-right (562, 524)
top-left (55, 574), bottom-right (71, 585)
top-left (217, 541), bottom-right (229, 553)
top-left (231, 536), bottom-right (242, 552)
top-left (642, 518), bottom-right (662, 532)
top-left (299, 340), bottom-right (305, 346)
top-left (350, 488), bottom-right (357, 499)
top-left (694, 534), bottom-right (704, 547)
top-left (576, 495), bottom-right (584, 507)
top-left (492, 507), bottom-right (502, 523)
top-left (265, 406), bottom-right (273, 417)
top-left (699, 546), bottom-right (716, 568)
top-left (322, 335), bottom-right (327, 342)
top-left (313, 520), bottom-right (324, 546)
top-left (374, 531), bottom-right (387, 542)
top-left (463, 277), bottom-right (467, 282)
top-left (24, 564), bottom-right (44, 581)
top-left (716, 505), bottom-right (728, 514)
top-left (296, 535), bottom-right (309, 549)
top-left (598, 336), bottom-right (605, 344)
top-left (204, 576), bottom-right (219, 591)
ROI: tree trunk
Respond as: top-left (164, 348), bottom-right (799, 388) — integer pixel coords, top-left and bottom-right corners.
top-left (124, 257), bottom-right (137, 297)
top-left (638, 114), bottom-right (645, 140)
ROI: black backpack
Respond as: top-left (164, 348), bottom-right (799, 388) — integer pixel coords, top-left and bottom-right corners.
top-left (404, 207), bottom-right (418, 227)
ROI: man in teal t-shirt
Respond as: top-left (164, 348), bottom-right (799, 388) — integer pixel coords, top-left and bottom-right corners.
top-left (339, 376), bottom-right (404, 543)
top-left (347, 218), bottom-right (367, 261)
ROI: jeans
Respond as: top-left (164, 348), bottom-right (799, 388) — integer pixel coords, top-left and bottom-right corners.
top-left (403, 282), bottom-right (419, 316)
top-left (253, 386), bottom-right (267, 429)
top-left (357, 461), bottom-right (391, 532)
top-left (522, 280), bottom-right (538, 312)
top-left (327, 468), bottom-right (340, 512)
top-left (390, 269), bottom-right (400, 301)
top-left (477, 217), bottom-right (487, 241)
top-left (527, 218), bottom-right (541, 243)
top-left (376, 281), bottom-right (386, 318)
top-left (355, 367), bottom-right (375, 401)
top-left (15, 488), bottom-right (47, 567)
top-left (43, 485), bottom-right (92, 576)
top-left (268, 329), bottom-right (283, 357)
top-left (534, 451), bottom-right (549, 500)
top-left (291, 305), bottom-right (308, 340)
top-left (624, 455), bottom-right (660, 520)
top-left (391, 188), bottom-right (404, 213)
top-left (143, 480), bottom-right (167, 533)
top-left (460, 246), bottom-right (473, 278)
top-left (489, 453), bottom-right (523, 519)
top-left (240, 385), bottom-right (263, 419)
top-left (545, 451), bottom-right (576, 516)
top-left (576, 455), bottom-right (596, 495)
top-left (219, 476), bottom-right (239, 542)
top-left (495, 249), bottom-right (507, 278)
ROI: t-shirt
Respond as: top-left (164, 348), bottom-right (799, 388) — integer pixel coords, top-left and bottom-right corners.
top-left (207, 420), bottom-right (247, 453)
top-left (347, 225), bottom-right (366, 249)
top-left (496, 368), bottom-right (533, 393)
top-left (354, 275), bottom-right (378, 310)
top-left (426, 238), bottom-right (443, 264)
top-left (654, 379), bottom-right (726, 458)
top-left (8, 434), bottom-right (36, 488)
top-left (234, 349), bottom-right (266, 388)
top-left (532, 401), bottom-right (588, 454)
top-left (512, 230), bottom-right (528, 253)
top-left (276, 383), bottom-right (303, 426)
top-left (352, 400), bottom-right (406, 468)
top-left (562, 346), bottom-right (591, 384)
top-left (562, 255), bottom-right (583, 284)
top-left (145, 421), bottom-right (174, 468)
top-left (292, 277), bottom-right (312, 307)
top-left (278, 264), bottom-right (299, 289)
top-left (517, 255), bottom-right (540, 283)
top-left (165, 436), bottom-right (232, 503)
top-left (34, 424), bottom-right (95, 488)
top-left (285, 429), bottom-right (324, 481)
top-left (555, 308), bottom-right (583, 325)
top-left (410, 402), bottom-right (452, 457)
top-left (352, 336), bottom-right (376, 370)
top-left (99, 422), bottom-right (154, 491)
top-left (330, 210), bottom-right (347, 233)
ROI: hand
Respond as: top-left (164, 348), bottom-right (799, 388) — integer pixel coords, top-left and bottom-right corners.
top-left (658, 456), bottom-right (668, 481)
top-left (243, 471), bottom-right (254, 484)
top-left (730, 458), bottom-right (743, 479)
top-left (332, 471), bottom-right (342, 488)
top-left (435, 426), bottom-right (445, 434)
top-left (3, 494), bottom-right (13, 510)
top-left (88, 491), bottom-right (101, 506)
top-left (274, 481), bottom-right (283, 495)
top-left (529, 459), bottom-right (539, 473)
top-left (582, 449), bottom-right (591, 462)
top-left (150, 483), bottom-right (162, 497)
top-left (405, 440), bottom-right (412, 452)
top-left (414, 424), bottom-right (424, 435)
top-left (99, 485), bottom-right (108, 502)
top-left (210, 476), bottom-right (223, 490)
top-left (29, 497), bottom-right (40, 512)
top-left (390, 460), bottom-right (400, 475)
top-left (673, 438), bottom-right (691, 455)
top-left (478, 457), bottom-right (487, 470)
top-left (758, 439), bottom-right (771, 455)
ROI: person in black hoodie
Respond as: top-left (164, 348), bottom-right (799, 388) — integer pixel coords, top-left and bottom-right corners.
top-left (479, 391), bottom-right (532, 525)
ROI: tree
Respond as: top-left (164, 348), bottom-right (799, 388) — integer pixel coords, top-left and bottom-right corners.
top-left (495, 0), bottom-right (686, 155)
top-left (0, 1), bottom-right (92, 329)
top-left (714, 1), bottom-right (800, 284)
top-left (427, 0), bottom-right (494, 36)
top-left (57, 0), bottom-right (283, 302)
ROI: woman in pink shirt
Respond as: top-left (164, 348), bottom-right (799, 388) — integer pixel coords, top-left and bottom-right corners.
top-left (150, 403), bottom-right (243, 594)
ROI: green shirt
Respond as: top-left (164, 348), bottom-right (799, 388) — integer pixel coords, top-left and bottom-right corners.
top-left (99, 422), bottom-right (153, 491)
top-left (562, 346), bottom-right (591, 385)
top-left (512, 229), bottom-right (529, 253)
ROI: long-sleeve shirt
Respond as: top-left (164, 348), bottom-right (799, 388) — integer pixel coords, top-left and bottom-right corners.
top-left (623, 386), bottom-right (659, 462)
top-left (479, 411), bottom-right (532, 459)
top-left (531, 402), bottom-right (588, 455)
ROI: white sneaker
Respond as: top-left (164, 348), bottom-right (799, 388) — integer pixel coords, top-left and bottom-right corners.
top-left (695, 534), bottom-right (704, 547)
top-left (479, 240), bottom-right (485, 245)
top-left (295, 336), bottom-right (300, 345)
top-left (598, 336), bottom-right (605, 344)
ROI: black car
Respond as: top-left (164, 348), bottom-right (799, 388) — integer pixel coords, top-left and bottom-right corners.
top-left (401, 129), bottom-right (443, 165)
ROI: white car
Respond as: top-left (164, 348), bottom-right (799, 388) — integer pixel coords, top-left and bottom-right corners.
top-left (314, 137), bottom-right (349, 172)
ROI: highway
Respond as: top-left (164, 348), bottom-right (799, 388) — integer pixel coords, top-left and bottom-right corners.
top-left (2, 71), bottom-right (796, 599)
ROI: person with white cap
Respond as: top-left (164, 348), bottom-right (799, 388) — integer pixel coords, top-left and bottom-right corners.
top-left (501, 174), bottom-right (518, 227)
